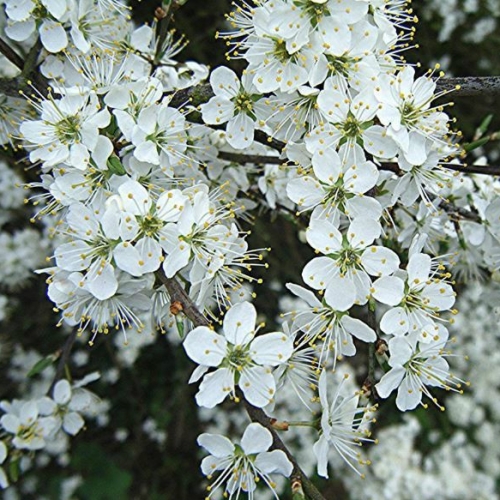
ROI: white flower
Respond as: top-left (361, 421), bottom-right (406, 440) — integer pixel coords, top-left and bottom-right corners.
top-left (183, 302), bottom-right (293, 408)
top-left (287, 283), bottom-right (376, 364)
top-left (198, 422), bottom-right (293, 499)
top-left (374, 66), bottom-right (452, 163)
top-left (306, 87), bottom-right (399, 160)
top-left (20, 93), bottom-right (111, 170)
top-left (201, 66), bottom-right (265, 149)
top-left (0, 441), bottom-right (8, 489)
top-left (376, 329), bottom-right (465, 411)
top-left (314, 370), bottom-right (376, 478)
top-left (302, 217), bottom-right (400, 310)
top-left (45, 268), bottom-right (153, 342)
top-left (286, 143), bottom-right (381, 218)
top-left (377, 253), bottom-right (456, 342)
top-left (161, 187), bottom-right (239, 279)
top-left (105, 179), bottom-right (186, 277)
top-left (0, 401), bottom-right (57, 451)
top-left (130, 103), bottom-right (187, 172)
top-left (45, 380), bottom-right (92, 436)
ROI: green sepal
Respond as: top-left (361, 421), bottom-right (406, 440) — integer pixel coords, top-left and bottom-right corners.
top-left (175, 317), bottom-right (185, 339)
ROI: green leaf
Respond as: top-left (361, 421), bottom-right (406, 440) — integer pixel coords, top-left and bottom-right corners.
top-left (107, 155), bottom-right (126, 176)
top-left (477, 114), bottom-right (493, 136)
top-left (72, 443), bottom-right (132, 500)
top-left (463, 136), bottom-right (490, 153)
top-left (9, 458), bottom-right (19, 483)
top-left (27, 354), bottom-right (58, 378)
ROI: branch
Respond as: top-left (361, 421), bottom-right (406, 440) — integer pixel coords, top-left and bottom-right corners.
top-left (156, 269), bottom-right (210, 327)
top-left (48, 328), bottom-right (79, 395)
top-left (244, 399), bottom-right (326, 500)
top-left (218, 151), bottom-right (283, 165)
top-left (0, 36), bottom-right (49, 97)
top-left (436, 76), bottom-right (500, 97)
top-left (155, 270), bottom-right (326, 500)
top-left (438, 162), bottom-right (500, 176)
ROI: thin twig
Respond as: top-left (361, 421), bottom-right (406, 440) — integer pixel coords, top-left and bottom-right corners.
top-left (156, 269), bottom-right (210, 327)
top-left (218, 151), bottom-right (283, 165)
top-left (244, 399), bottom-right (326, 500)
top-left (48, 328), bottom-right (79, 395)
top-left (0, 36), bottom-right (49, 97)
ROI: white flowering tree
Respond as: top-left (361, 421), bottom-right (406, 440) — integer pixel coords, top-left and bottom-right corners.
top-left (0, 0), bottom-right (499, 498)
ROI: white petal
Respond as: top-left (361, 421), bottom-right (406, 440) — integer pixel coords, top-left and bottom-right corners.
top-left (324, 276), bottom-right (356, 312)
top-left (375, 366), bottom-right (405, 399)
top-left (53, 379), bottom-right (72, 405)
top-left (340, 316), bottom-right (376, 343)
top-left (226, 113), bottom-right (255, 149)
top-left (241, 422), bottom-right (272, 454)
top-left (396, 376), bottom-right (421, 411)
top-left (223, 302), bottom-right (256, 345)
top-left (183, 327), bottom-right (227, 367)
top-left (239, 366), bottom-right (276, 408)
top-left (63, 412), bottom-right (84, 435)
top-left (380, 307), bottom-right (408, 335)
top-left (313, 436), bottom-right (330, 478)
top-left (361, 246), bottom-right (400, 277)
top-left (210, 66), bottom-right (240, 98)
top-left (347, 218), bottom-right (380, 248)
top-left (254, 450), bottom-right (293, 476)
top-left (371, 276), bottom-right (404, 306)
top-left (198, 433), bottom-right (234, 457)
top-left (40, 20), bottom-right (68, 53)
top-left (196, 368), bottom-right (234, 408)
top-left (302, 256), bottom-right (338, 290)
top-left (86, 262), bottom-right (118, 300)
top-left (306, 219), bottom-right (342, 254)
top-left (408, 253), bottom-right (431, 286)
top-left (250, 332), bottom-right (293, 366)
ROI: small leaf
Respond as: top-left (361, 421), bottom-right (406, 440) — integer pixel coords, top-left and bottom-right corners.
top-left (463, 137), bottom-right (490, 153)
top-left (106, 155), bottom-right (126, 176)
top-left (477, 114), bottom-right (493, 136)
top-left (27, 353), bottom-right (58, 378)
top-left (9, 458), bottom-right (19, 482)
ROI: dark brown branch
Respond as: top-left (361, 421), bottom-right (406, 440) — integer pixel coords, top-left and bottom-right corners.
top-left (169, 76), bottom-right (500, 114)
top-left (218, 151), bottom-right (283, 165)
top-left (438, 162), bottom-right (500, 176)
top-left (436, 76), bottom-right (500, 97)
top-left (0, 37), bottom-right (24, 69)
top-left (438, 199), bottom-right (481, 223)
top-left (48, 328), bottom-right (79, 395)
top-left (0, 36), bottom-right (48, 97)
top-left (155, 270), bottom-right (326, 500)
top-left (244, 399), bottom-right (326, 500)
top-left (156, 269), bottom-right (210, 327)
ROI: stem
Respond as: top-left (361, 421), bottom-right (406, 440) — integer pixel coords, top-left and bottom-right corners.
top-left (156, 269), bottom-right (210, 327)
top-left (47, 328), bottom-right (79, 395)
top-left (243, 399), bottom-right (326, 500)
top-left (0, 36), bottom-right (49, 97)
top-left (218, 151), bottom-right (283, 165)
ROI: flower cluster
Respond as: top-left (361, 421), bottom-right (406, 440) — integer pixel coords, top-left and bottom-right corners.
top-left (0, 0), bottom-right (497, 497)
